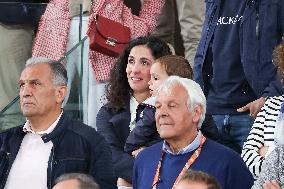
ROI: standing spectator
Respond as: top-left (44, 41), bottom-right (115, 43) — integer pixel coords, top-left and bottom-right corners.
top-left (148, 0), bottom-right (205, 64)
top-left (0, 23), bottom-right (31, 130)
top-left (32, 0), bottom-right (165, 128)
top-left (96, 36), bottom-right (171, 188)
top-left (53, 173), bottom-right (100, 189)
top-left (176, 0), bottom-right (205, 66)
top-left (194, 0), bottom-right (284, 152)
top-left (150, 0), bottom-right (176, 53)
top-left (133, 76), bottom-right (254, 189)
top-left (0, 58), bottom-right (116, 189)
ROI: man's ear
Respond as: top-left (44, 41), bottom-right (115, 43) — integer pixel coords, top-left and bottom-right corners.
top-left (192, 105), bottom-right (203, 124)
top-left (55, 86), bottom-right (67, 104)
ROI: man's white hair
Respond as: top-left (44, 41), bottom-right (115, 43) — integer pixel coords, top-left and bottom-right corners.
top-left (156, 76), bottom-right (206, 129)
top-left (26, 57), bottom-right (55, 66)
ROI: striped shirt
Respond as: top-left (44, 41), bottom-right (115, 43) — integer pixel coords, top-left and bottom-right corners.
top-left (241, 95), bottom-right (284, 178)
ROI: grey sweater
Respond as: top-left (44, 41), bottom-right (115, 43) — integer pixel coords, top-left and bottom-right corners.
top-left (252, 146), bottom-right (284, 189)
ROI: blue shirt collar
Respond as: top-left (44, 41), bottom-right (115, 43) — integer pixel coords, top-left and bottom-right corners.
top-left (163, 131), bottom-right (202, 155)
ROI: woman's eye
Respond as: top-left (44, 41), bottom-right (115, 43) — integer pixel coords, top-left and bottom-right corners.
top-left (128, 59), bottom-right (134, 64)
top-left (142, 60), bottom-right (149, 66)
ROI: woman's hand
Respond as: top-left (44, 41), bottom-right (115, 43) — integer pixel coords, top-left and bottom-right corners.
top-left (263, 180), bottom-right (281, 189)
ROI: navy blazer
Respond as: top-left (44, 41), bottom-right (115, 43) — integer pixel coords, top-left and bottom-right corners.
top-left (96, 102), bottom-right (134, 183)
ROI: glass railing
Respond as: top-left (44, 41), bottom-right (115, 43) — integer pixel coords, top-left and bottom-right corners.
top-left (0, 2), bottom-right (89, 131)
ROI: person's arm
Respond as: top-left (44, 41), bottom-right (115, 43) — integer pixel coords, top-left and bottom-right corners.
top-left (124, 107), bottom-right (158, 153)
top-left (96, 106), bottom-right (135, 183)
top-left (122, 0), bottom-right (165, 38)
top-left (251, 147), bottom-right (283, 189)
top-left (89, 131), bottom-right (117, 189)
top-left (241, 101), bottom-right (268, 178)
top-left (237, 97), bottom-right (265, 118)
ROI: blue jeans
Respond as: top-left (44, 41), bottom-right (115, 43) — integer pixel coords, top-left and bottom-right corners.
top-left (212, 114), bottom-right (254, 153)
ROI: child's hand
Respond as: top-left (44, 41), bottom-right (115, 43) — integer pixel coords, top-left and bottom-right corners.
top-left (132, 147), bottom-right (145, 158)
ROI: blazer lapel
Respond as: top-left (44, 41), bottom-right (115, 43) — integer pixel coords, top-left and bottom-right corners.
top-left (109, 105), bottom-right (131, 144)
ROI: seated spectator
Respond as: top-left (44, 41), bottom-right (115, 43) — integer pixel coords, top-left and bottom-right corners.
top-left (0, 58), bottom-right (116, 189)
top-left (250, 39), bottom-right (284, 189)
top-left (96, 36), bottom-right (172, 189)
top-left (124, 55), bottom-right (219, 155)
top-left (133, 76), bottom-right (254, 189)
top-left (53, 173), bottom-right (100, 189)
top-left (242, 39), bottom-right (284, 178)
top-left (176, 169), bottom-right (221, 189)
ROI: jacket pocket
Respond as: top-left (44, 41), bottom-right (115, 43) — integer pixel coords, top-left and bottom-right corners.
top-left (54, 157), bottom-right (88, 173)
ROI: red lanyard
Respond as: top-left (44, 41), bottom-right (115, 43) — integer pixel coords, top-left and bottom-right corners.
top-left (151, 135), bottom-right (206, 189)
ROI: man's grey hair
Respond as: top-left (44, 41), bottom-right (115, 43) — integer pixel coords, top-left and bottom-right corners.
top-left (26, 57), bottom-right (68, 86)
top-left (54, 173), bottom-right (100, 189)
top-left (156, 76), bottom-right (206, 129)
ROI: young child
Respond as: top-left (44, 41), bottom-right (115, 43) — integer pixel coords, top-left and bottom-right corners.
top-left (124, 55), bottom-right (193, 154)
top-left (175, 169), bottom-right (221, 189)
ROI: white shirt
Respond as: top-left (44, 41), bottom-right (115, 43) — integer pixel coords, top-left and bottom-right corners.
top-left (4, 112), bottom-right (63, 189)
top-left (129, 96), bottom-right (139, 131)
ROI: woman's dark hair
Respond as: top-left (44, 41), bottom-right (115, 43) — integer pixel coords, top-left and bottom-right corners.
top-left (106, 36), bottom-right (171, 111)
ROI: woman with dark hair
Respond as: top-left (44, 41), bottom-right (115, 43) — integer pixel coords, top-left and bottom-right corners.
top-left (32, 0), bottom-right (165, 127)
top-left (96, 36), bottom-right (171, 189)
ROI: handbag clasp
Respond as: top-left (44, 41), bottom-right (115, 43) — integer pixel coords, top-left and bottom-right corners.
top-left (106, 37), bottom-right (117, 47)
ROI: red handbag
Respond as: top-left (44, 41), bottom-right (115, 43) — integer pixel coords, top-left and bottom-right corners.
top-left (89, 15), bottom-right (131, 57)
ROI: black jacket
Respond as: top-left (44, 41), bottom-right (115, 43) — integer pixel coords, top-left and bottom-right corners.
top-left (0, 112), bottom-right (117, 189)
top-left (96, 103), bottom-right (134, 183)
